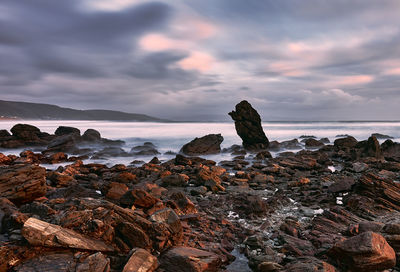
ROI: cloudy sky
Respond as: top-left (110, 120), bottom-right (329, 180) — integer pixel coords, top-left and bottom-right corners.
top-left (1, 0), bottom-right (400, 121)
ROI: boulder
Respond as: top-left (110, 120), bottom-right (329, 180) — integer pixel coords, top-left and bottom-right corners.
top-left (130, 142), bottom-right (160, 156)
top-left (229, 100), bottom-right (269, 150)
top-left (82, 129), bottom-right (101, 142)
top-left (0, 164), bottom-right (47, 204)
top-left (304, 138), bottom-right (324, 147)
top-left (180, 134), bottom-right (224, 155)
top-left (22, 217), bottom-right (115, 252)
top-left (10, 124), bottom-right (44, 144)
top-left (54, 126), bottom-right (81, 136)
top-left (160, 246), bottom-right (222, 272)
top-left (330, 231), bottom-right (396, 271)
top-left (122, 248), bottom-right (158, 272)
top-left (334, 136), bottom-right (358, 149)
top-left (116, 222), bottom-right (152, 249)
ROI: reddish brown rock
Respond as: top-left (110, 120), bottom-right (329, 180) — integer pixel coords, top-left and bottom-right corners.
top-left (122, 248), bottom-right (158, 272)
top-left (105, 182), bottom-right (129, 200)
top-left (22, 217), bottom-right (115, 252)
top-left (160, 246), bottom-right (222, 272)
top-left (330, 231), bottom-right (396, 271)
top-left (0, 164), bottom-right (47, 204)
top-left (120, 189), bottom-right (159, 208)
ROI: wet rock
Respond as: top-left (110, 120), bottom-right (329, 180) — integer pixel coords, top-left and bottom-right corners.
top-left (76, 252), bottom-right (110, 272)
top-left (282, 257), bottom-right (335, 272)
top-left (229, 100), bottom-right (269, 150)
top-left (180, 134), bottom-right (224, 155)
top-left (334, 136), bottom-right (358, 149)
top-left (0, 129), bottom-right (11, 138)
top-left (45, 134), bottom-right (79, 154)
top-left (372, 133), bottom-right (393, 139)
top-left (93, 147), bottom-right (129, 158)
top-left (131, 142), bottom-right (160, 156)
top-left (357, 136), bottom-right (382, 159)
top-left (0, 153), bottom-right (12, 165)
top-left (160, 246), bottom-right (222, 272)
top-left (162, 174), bottom-right (189, 187)
top-left (330, 231), bottom-right (396, 271)
top-left (55, 126), bottom-right (81, 136)
top-left (149, 157), bottom-right (161, 164)
top-left (82, 129), bottom-right (101, 142)
top-left (304, 138), bottom-right (324, 147)
top-left (122, 248), bottom-right (158, 272)
top-left (381, 139), bottom-right (400, 161)
top-left (255, 150), bottom-right (272, 160)
top-left (0, 164), bottom-right (47, 204)
top-left (22, 217), bottom-right (115, 252)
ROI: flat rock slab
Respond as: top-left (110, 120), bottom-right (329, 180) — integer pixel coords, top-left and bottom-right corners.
top-left (122, 248), bottom-right (158, 272)
top-left (160, 246), bottom-right (222, 272)
top-left (22, 217), bottom-right (114, 252)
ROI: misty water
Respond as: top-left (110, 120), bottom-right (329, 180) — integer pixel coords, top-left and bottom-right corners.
top-left (1, 120), bottom-right (400, 166)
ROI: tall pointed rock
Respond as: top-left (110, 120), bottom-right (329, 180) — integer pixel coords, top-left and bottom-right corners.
top-left (229, 100), bottom-right (269, 150)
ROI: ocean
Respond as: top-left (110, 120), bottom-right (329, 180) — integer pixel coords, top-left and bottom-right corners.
top-left (1, 120), bottom-right (399, 166)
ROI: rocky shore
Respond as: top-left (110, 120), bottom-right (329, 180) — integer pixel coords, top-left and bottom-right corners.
top-left (1, 105), bottom-right (400, 271)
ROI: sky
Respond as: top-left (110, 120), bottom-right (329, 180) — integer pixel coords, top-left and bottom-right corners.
top-left (1, 0), bottom-right (400, 121)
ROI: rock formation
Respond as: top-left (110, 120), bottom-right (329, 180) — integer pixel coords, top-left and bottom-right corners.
top-left (180, 134), bottom-right (223, 155)
top-left (229, 100), bottom-right (269, 150)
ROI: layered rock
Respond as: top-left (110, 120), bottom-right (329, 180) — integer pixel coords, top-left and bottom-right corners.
top-left (0, 164), bottom-right (47, 204)
top-left (229, 100), bottom-right (269, 150)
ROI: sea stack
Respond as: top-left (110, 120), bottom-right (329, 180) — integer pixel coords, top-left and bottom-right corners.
top-left (229, 100), bottom-right (269, 150)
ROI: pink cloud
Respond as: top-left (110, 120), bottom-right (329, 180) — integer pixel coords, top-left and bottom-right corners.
top-left (335, 75), bottom-right (374, 86)
top-left (139, 33), bottom-right (188, 51)
top-left (178, 51), bottom-right (215, 72)
top-left (384, 67), bottom-right (400, 76)
top-left (268, 61), bottom-right (307, 77)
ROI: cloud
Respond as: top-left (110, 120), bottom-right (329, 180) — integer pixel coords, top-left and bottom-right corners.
top-left (0, 0), bottom-right (399, 120)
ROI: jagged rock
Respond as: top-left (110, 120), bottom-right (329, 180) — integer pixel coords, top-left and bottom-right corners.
top-left (282, 257), bottom-right (335, 272)
top-left (120, 189), bottom-right (159, 208)
top-left (0, 164), bottom-right (47, 204)
top-left (160, 246), bottom-right (222, 272)
top-left (22, 217), bottom-right (115, 252)
top-left (229, 100), bottom-right (269, 150)
top-left (330, 231), bottom-right (396, 271)
top-left (150, 208), bottom-right (182, 236)
top-left (357, 136), bottom-right (382, 159)
top-left (55, 126), bottom-right (81, 136)
top-left (116, 222), bottom-right (152, 249)
top-left (180, 134), bottom-right (224, 155)
top-left (382, 139), bottom-right (400, 161)
top-left (122, 248), bottom-right (158, 272)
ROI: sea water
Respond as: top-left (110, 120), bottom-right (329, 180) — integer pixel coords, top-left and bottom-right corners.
top-left (0, 120), bottom-right (399, 166)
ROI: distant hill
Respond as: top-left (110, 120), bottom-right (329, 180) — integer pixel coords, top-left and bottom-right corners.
top-left (0, 100), bottom-right (167, 121)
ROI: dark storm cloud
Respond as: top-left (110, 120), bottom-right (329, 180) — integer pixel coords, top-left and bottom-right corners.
top-left (0, 0), bottom-right (400, 120)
